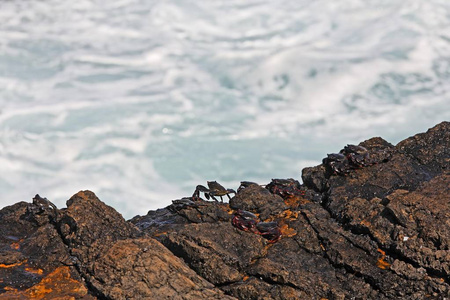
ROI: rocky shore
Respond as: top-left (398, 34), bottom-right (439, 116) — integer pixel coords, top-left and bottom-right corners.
top-left (1, 122), bottom-right (449, 299)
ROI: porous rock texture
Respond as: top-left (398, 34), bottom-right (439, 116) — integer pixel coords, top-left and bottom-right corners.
top-left (0, 191), bottom-right (232, 299)
top-left (1, 121), bottom-right (449, 299)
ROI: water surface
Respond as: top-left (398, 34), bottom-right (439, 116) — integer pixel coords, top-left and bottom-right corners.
top-left (0, 0), bottom-right (449, 218)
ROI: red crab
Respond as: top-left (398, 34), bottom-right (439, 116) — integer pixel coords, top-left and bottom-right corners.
top-left (341, 144), bottom-right (371, 168)
top-left (232, 209), bottom-right (258, 233)
top-left (265, 178), bottom-right (305, 198)
top-left (323, 144), bottom-right (375, 176)
top-left (232, 209), bottom-right (282, 243)
top-left (256, 222), bottom-right (282, 244)
top-left (322, 153), bottom-right (351, 176)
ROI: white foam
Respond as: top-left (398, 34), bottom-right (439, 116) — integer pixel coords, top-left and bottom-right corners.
top-left (0, 0), bottom-right (449, 218)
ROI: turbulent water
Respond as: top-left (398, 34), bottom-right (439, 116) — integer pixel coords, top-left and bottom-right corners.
top-left (0, 0), bottom-right (449, 218)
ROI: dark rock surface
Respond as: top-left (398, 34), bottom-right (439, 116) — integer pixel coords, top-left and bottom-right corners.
top-left (1, 121), bottom-right (449, 299)
top-left (1, 192), bottom-right (233, 299)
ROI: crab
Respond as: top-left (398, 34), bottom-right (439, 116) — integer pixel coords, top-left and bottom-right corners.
top-left (323, 144), bottom-right (376, 176)
top-left (265, 178), bottom-right (305, 198)
top-left (231, 210), bottom-right (282, 243)
top-left (193, 181), bottom-right (236, 202)
top-left (170, 197), bottom-right (199, 211)
top-left (29, 194), bottom-right (59, 222)
top-left (341, 144), bottom-right (371, 168)
top-left (256, 222), bottom-right (282, 244)
top-left (322, 153), bottom-right (351, 176)
top-left (231, 209), bottom-right (258, 233)
top-left (237, 181), bottom-right (260, 193)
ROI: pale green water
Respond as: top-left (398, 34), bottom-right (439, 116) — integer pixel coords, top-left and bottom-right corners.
top-left (0, 0), bottom-right (449, 218)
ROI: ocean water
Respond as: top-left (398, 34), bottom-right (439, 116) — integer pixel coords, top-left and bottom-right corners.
top-left (0, 0), bottom-right (449, 218)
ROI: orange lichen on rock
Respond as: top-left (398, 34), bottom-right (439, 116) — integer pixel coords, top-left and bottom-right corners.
top-left (0, 260), bottom-right (26, 269)
top-left (377, 258), bottom-right (391, 270)
top-left (280, 224), bottom-right (297, 238)
top-left (359, 219), bottom-right (371, 228)
top-left (376, 249), bottom-right (391, 270)
top-left (153, 231), bottom-right (168, 237)
top-left (283, 195), bottom-right (310, 208)
top-left (9, 243), bottom-right (20, 250)
top-left (263, 209), bottom-right (298, 223)
top-left (279, 209), bottom-right (299, 220)
top-left (1, 266), bottom-right (89, 299)
top-left (25, 267), bottom-right (44, 275)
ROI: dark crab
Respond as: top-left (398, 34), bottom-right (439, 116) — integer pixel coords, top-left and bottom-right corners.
top-left (237, 181), bottom-right (260, 193)
top-left (170, 197), bottom-right (199, 211)
top-left (27, 194), bottom-right (59, 222)
top-left (231, 209), bottom-right (258, 233)
top-left (322, 153), bottom-right (351, 176)
top-left (265, 178), bottom-right (305, 198)
top-left (341, 144), bottom-right (371, 168)
top-left (193, 181), bottom-right (236, 202)
top-left (232, 210), bottom-right (282, 243)
top-left (256, 222), bottom-right (282, 244)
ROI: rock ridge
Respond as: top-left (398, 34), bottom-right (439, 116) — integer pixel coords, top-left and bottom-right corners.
top-left (0, 121), bottom-right (448, 299)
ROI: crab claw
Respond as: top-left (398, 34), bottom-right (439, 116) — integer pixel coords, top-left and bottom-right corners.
top-left (256, 222), bottom-right (282, 244)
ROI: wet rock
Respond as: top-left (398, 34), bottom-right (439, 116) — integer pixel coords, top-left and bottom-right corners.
top-left (1, 121), bottom-right (449, 299)
top-left (58, 190), bottom-right (234, 299)
top-left (396, 121), bottom-right (450, 174)
top-left (170, 199), bottom-right (232, 224)
top-left (136, 122), bottom-right (449, 299)
top-left (0, 200), bottom-right (93, 299)
top-left (159, 222), bottom-right (264, 285)
top-left (222, 277), bottom-right (310, 300)
top-left (130, 199), bottom-right (232, 237)
top-left (302, 165), bottom-right (328, 193)
top-left (0, 191), bottom-right (233, 300)
top-left (129, 207), bottom-right (189, 234)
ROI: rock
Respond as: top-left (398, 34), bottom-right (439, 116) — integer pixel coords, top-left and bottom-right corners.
top-left (1, 191), bottom-right (233, 299)
top-left (134, 122), bottom-right (449, 299)
top-left (1, 121), bottom-right (449, 299)
top-left (0, 199), bottom-right (94, 299)
top-left (58, 190), bottom-right (234, 299)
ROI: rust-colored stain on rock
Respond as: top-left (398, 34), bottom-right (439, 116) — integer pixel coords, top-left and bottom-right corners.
top-left (0, 260), bottom-right (26, 269)
top-left (376, 249), bottom-right (391, 270)
top-left (24, 267), bottom-right (44, 275)
top-left (1, 266), bottom-right (89, 299)
top-left (284, 195), bottom-right (310, 208)
top-left (280, 224), bottom-right (297, 238)
top-left (9, 243), bottom-right (20, 250)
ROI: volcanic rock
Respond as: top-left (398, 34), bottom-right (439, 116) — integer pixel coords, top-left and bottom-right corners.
top-left (1, 121), bottom-right (449, 299)
top-left (0, 192), bottom-right (233, 299)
